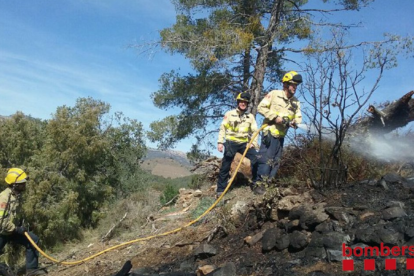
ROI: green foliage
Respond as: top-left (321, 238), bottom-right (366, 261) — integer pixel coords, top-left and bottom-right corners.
top-left (191, 197), bottom-right (215, 220)
top-left (0, 97), bottom-right (147, 248)
top-left (148, 115), bottom-right (187, 150)
top-left (160, 10), bottom-right (255, 66)
top-left (0, 113), bottom-right (46, 167)
top-left (147, 174), bottom-right (194, 205)
top-left (104, 112), bottom-right (146, 197)
top-left (329, 0), bottom-right (374, 10)
top-left (148, 69), bottom-right (232, 149)
top-left (142, 173), bottom-right (193, 192)
top-left (188, 174), bottom-right (209, 190)
top-left (159, 184), bottom-right (179, 205)
top-left (187, 144), bottom-right (210, 165)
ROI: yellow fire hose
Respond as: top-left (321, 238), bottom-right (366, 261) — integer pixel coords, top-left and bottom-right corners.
top-left (24, 124), bottom-right (268, 266)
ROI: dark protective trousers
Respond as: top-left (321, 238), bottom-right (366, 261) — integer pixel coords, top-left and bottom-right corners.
top-left (257, 133), bottom-right (285, 183)
top-left (0, 231), bottom-right (40, 269)
top-left (217, 141), bottom-right (258, 193)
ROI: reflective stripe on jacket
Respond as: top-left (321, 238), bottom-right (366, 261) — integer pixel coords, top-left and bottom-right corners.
top-left (0, 188), bottom-right (18, 235)
top-left (218, 109), bottom-right (259, 149)
top-left (258, 89), bottom-right (302, 138)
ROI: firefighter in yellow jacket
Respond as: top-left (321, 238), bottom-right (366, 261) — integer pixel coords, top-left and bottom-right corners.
top-left (0, 168), bottom-right (46, 275)
top-left (255, 71), bottom-right (303, 194)
top-left (216, 92), bottom-right (259, 197)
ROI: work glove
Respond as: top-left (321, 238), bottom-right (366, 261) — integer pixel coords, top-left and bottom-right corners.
top-left (224, 141), bottom-right (235, 158)
top-left (15, 226), bottom-right (26, 235)
top-left (262, 133), bottom-right (271, 147)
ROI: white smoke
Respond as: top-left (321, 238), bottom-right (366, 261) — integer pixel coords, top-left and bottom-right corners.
top-left (294, 122), bottom-right (413, 163)
top-left (348, 134), bottom-right (414, 163)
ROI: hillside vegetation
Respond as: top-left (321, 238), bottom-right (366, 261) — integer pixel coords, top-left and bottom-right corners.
top-left (0, 99), bottom-right (146, 249)
top-left (0, 99), bottom-right (211, 271)
top-left (1, 97), bottom-right (414, 275)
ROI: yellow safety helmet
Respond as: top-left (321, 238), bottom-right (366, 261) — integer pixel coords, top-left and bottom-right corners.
top-left (282, 71), bottom-right (303, 84)
top-left (236, 92), bottom-right (251, 103)
top-left (5, 168), bottom-right (28, 185)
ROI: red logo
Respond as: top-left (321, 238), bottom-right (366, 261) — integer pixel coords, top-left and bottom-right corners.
top-left (342, 243), bottom-right (414, 271)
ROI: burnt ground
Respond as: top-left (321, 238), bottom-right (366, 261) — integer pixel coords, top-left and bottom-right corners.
top-left (31, 173), bottom-right (414, 276)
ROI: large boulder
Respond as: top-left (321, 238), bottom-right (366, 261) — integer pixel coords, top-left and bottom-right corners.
top-left (230, 153), bottom-right (252, 179)
top-left (288, 203), bottom-right (329, 230)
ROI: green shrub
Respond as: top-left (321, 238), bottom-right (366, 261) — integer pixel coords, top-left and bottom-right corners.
top-left (189, 174), bottom-right (207, 190)
top-left (159, 184), bottom-right (179, 205)
top-left (0, 98), bottom-right (147, 249)
top-left (150, 175), bottom-right (192, 192)
top-left (191, 197), bottom-right (215, 220)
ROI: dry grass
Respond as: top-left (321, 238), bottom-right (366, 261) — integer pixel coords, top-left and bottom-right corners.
top-left (280, 139), bottom-right (402, 184)
top-left (293, 261), bottom-right (343, 275)
top-left (97, 189), bottom-right (163, 241)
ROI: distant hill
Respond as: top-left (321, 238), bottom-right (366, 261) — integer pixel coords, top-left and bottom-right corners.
top-left (143, 148), bottom-right (192, 168)
top-left (140, 148), bottom-right (194, 179)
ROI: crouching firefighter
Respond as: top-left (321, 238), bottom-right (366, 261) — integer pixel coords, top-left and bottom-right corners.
top-left (216, 92), bottom-right (259, 198)
top-left (0, 168), bottom-right (46, 275)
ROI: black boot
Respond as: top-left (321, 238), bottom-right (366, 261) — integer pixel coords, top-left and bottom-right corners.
top-left (26, 267), bottom-right (47, 275)
top-left (253, 186), bottom-right (266, 195)
top-left (250, 182), bottom-right (266, 195)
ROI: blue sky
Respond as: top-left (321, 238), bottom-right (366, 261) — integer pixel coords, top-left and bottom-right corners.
top-left (1, 0), bottom-right (413, 153)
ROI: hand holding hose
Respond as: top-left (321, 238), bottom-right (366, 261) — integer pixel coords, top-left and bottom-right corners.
top-left (15, 226), bottom-right (26, 235)
top-left (274, 116), bottom-right (283, 124)
top-left (289, 119), bottom-right (298, 129)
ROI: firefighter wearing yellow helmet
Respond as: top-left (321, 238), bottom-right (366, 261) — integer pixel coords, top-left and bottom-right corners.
top-left (0, 168), bottom-right (46, 275)
top-left (253, 71), bottom-right (303, 195)
top-left (216, 92), bottom-right (259, 197)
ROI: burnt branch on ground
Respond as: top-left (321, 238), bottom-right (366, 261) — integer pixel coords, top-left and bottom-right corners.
top-left (352, 91), bottom-right (414, 135)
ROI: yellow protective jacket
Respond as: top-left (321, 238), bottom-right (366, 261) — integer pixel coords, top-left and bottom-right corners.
top-left (218, 109), bottom-right (259, 149)
top-left (258, 89), bottom-right (302, 138)
top-left (0, 188), bottom-right (19, 235)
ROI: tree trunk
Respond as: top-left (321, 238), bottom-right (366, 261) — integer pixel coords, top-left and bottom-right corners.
top-left (250, 0), bottom-right (284, 116)
top-left (250, 49), bottom-right (268, 116)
